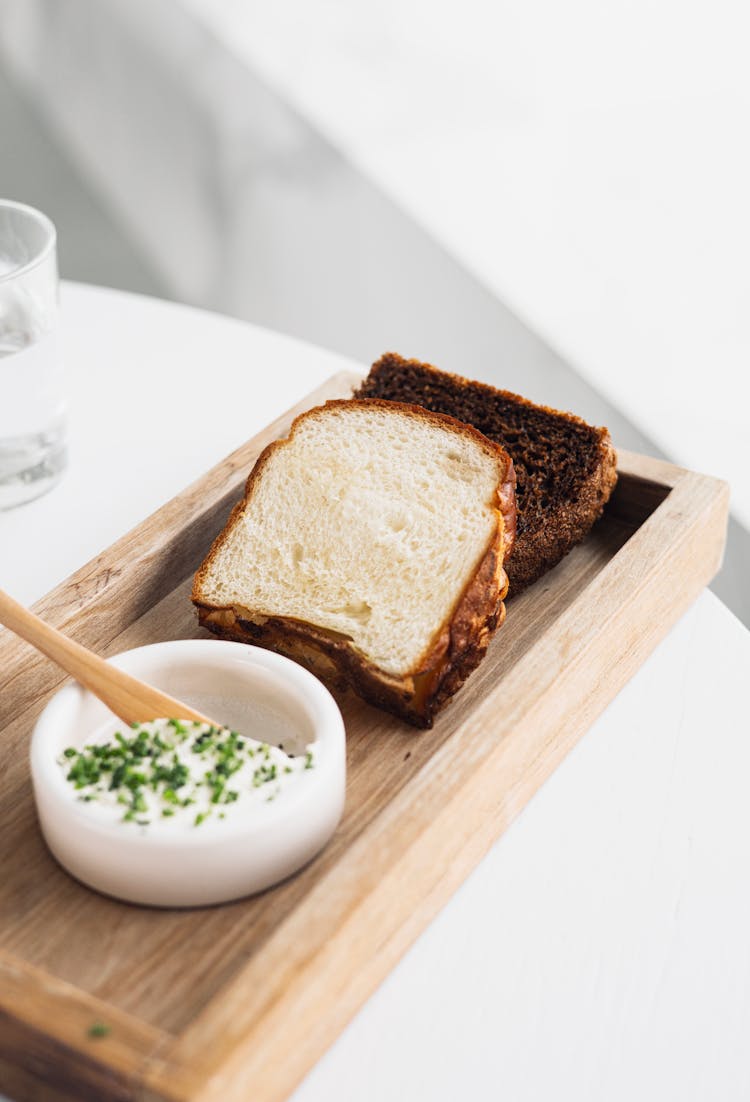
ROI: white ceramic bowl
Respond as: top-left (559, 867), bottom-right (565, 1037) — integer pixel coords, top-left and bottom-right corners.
top-left (30, 640), bottom-right (346, 907)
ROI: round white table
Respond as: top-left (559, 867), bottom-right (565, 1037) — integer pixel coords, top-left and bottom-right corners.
top-left (3, 282), bottom-right (749, 1102)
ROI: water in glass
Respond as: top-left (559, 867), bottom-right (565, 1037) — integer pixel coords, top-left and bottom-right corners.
top-left (0, 205), bottom-right (67, 509)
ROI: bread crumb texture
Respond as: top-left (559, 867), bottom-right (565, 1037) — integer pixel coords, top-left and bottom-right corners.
top-left (357, 354), bottom-right (617, 592)
top-left (197, 402), bottom-right (505, 677)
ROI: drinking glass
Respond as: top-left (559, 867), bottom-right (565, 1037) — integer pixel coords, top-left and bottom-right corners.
top-left (0, 200), bottom-right (67, 509)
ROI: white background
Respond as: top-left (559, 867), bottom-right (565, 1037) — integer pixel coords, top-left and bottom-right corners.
top-left (186, 0), bottom-right (750, 528)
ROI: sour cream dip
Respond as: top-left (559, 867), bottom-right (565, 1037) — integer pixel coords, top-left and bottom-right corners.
top-left (31, 640), bottom-right (346, 906)
top-left (59, 717), bottom-right (316, 830)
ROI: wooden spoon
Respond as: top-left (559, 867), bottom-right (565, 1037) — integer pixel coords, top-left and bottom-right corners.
top-left (0, 588), bottom-right (217, 727)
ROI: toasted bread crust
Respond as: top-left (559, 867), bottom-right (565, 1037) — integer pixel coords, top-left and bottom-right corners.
top-left (195, 536), bottom-right (507, 728)
top-left (192, 399), bottom-right (515, 728)
top-left (356, 354), bottom-right (618, 592)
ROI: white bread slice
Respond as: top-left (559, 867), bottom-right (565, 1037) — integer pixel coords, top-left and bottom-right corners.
top-left (192, 399), bottom-right (516, 727)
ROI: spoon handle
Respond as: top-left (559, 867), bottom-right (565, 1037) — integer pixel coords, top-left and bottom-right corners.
top-left (0, 589), bottom-right (213, 727)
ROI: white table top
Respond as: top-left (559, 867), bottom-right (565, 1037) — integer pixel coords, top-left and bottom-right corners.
top-left (3, 282), bottom-right (749, 1101)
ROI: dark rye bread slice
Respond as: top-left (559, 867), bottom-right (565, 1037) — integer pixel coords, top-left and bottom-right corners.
top-left (193, 399), bottom-right (516, 728)
top-left (356, 353), bottom-right (618, 593)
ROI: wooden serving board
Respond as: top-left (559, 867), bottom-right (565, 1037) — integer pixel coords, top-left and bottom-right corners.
top-left (0, 372), bottom-right (729, 1102)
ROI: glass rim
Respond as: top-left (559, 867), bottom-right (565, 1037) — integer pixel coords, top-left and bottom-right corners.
top-left (0, 199), bottom-right (57, 285)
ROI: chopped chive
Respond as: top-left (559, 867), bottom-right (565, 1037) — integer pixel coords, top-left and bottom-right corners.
top-left (60, 720), bottom-right (311, 826)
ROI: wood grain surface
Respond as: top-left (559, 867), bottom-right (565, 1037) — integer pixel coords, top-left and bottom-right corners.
top-left (0, 374), bottom-right (730, 1102)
